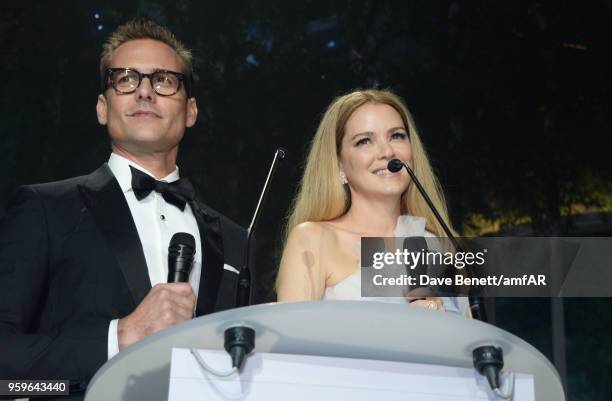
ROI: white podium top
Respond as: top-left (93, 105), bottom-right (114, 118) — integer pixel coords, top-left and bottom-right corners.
top-left (86, 301), bottom-right (564, 401)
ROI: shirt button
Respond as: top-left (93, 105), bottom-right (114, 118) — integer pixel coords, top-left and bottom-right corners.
top-left (160, 214), bottom-right (166, 221)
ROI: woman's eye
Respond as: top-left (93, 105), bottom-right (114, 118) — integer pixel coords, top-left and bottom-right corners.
top-left (391, 132), bottom-right (408, 140)
top-left (355, 138), bottom-right (371, 146)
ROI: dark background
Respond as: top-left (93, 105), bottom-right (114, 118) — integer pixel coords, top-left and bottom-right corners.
top-left (1, 1), bottom-right (611, 399)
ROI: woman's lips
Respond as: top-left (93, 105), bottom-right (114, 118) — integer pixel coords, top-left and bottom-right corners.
top-left (373, 169), bottom-right (399, 177)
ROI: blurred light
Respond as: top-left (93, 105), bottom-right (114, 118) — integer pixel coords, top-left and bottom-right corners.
top-left (326, 40), bottom-right (336, 49)
top-left (246, 54), bottom-right (259, 66)
top-left (561, 43), bottom-right (587, 51)
top-left (94, 13), bottom-right (100, 19)
top-left (97, 24), bottom-right (104, 31)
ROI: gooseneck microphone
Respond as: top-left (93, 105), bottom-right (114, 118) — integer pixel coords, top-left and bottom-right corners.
top-left (168, 232), bottom-right (196, 283)
top-left (387, 159), bottom-right (487, 322)
top-left (236, 147), bottom-right (288, 308)
top-left (388, 159), bottom-right (459, 249)
top-left (224, 148), bottom-right (287, 375)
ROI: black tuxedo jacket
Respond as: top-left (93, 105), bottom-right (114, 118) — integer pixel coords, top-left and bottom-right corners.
top-left (0, 164), bottom-right (248, 397)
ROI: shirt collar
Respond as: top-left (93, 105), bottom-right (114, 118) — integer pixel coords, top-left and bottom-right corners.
top-left (107, 153), bottom-right (180, 193)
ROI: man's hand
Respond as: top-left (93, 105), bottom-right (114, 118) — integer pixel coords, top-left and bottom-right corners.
top-left (117, 283), bottom-right (195, 350)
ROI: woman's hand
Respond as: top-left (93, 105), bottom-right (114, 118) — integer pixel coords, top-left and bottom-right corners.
top-left (408, 297), bottom-right (445, 311)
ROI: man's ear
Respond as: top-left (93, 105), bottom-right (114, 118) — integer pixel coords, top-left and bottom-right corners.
top-left (186, 97), bottom-right (198, 128)
top-left (96, 94), bottom-right (108, 125)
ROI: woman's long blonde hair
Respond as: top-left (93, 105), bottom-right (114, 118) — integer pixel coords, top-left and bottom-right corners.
top-left (285, 88), bottom-right (455, 241)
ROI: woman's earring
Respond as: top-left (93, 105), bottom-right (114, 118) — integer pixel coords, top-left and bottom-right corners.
top-left (340, 172), bottom-right (348, 185)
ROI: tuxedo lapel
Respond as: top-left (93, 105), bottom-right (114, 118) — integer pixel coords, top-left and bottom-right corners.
top-left (78, 164), bottom-right (151, 306)
top-left (190, 199), bottom-right (224, 316)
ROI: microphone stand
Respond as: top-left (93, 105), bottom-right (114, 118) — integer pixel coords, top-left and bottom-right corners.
top-left (388, 159), bottom-right (487, 322)
top-left (235, 148), bottom-right (287, 308)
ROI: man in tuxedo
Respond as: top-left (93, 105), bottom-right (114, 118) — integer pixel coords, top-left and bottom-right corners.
top-left (0, 19), bottom-right (248, 399)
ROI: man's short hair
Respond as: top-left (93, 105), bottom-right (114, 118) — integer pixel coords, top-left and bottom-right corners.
top-left (100, 18), bottom-right (193, 94)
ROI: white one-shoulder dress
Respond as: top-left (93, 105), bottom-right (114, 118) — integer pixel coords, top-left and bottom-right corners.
top-left (322, 215), bottom-right (471, 317)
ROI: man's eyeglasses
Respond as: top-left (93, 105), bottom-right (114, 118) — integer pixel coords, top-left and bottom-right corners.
top-left (104, 68), bottom-right (191, 97)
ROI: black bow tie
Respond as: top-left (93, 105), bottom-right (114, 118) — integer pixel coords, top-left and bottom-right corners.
top-left (130, 166), bottom-right (195, 211)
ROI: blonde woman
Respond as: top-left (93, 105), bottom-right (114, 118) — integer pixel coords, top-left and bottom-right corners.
top-left (276, 89), bottom-right (469, 316)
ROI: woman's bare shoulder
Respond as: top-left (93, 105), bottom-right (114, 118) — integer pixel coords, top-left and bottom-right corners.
top-left (288, 221), bottom-right (337, 242)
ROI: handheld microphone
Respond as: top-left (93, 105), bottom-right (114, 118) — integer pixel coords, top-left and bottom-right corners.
top-left (388, 159), bottom-right (487, 321)
top-left (168, 232), bottom-right (196, 283)
top-left (236, 147), bottom-right (287, 307)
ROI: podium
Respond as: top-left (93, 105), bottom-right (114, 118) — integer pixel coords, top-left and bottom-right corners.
top-left (85, 301), bottom-right (564, 401)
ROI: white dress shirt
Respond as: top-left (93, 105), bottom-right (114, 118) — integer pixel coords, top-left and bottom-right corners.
top-left (106, 153), bottom-right (202, 359)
